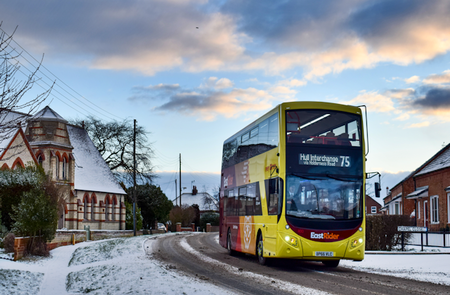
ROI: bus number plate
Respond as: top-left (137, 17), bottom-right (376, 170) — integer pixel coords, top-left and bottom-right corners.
top-left (315, 251), bottom-right (334, 257)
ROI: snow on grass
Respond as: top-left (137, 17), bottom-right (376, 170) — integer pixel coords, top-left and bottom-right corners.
top-left (0, 234), bottom-right (237, 295)
top-left (340, 251), bottom-right (450, 286)
top-left (0, 269), bottom-right (43, 295)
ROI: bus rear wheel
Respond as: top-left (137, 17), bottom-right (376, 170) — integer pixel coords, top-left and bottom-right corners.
top-left (256, 234), bottom-right (267, 265)
top-left (322, 260), bottom-right (340, 267)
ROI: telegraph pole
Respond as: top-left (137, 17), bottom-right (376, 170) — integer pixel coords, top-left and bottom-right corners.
top-left (133, 119), bottom-right (137, 236)
top-left (179, 153), bottom-right (182, 207)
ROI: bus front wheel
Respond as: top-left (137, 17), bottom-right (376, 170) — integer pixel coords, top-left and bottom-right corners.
top-left (256, 234), bottom-right (267, 265)
top-left (322, 260), bottom-right (340, 267)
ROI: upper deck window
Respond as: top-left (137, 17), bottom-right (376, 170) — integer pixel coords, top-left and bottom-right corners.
top-left (286, 110), bottom-right (361, 147)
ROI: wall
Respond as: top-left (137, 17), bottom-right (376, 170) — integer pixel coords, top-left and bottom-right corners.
top-left (13, 230), bottom-right (143, 261)
top-left (415, 168), bottom-right (450, 231)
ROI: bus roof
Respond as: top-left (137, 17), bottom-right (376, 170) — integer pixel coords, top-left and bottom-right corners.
top-left (223, 101), bottom-right (361, 144)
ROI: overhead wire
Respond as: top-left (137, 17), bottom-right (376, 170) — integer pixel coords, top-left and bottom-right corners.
top-left (0, 26), bottom-right (124, 121)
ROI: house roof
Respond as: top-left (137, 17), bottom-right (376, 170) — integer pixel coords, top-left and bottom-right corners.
top-left (174, 192), bottom-right (218, 211)
top-left (0, 110), bottom-right (28, 152)
top-left (406, 186), bottom-right (428, 199)
top-left (67, 124), bottom-right (125, 195)
top-left (415, 146), bottom-right (450, 176)
top-left (388, 142), bottom-right (450, 193)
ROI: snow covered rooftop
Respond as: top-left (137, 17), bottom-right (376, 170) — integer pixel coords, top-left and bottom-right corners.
top-left (415, 145), bottom-right (450, 176)
top-left (0, 110), bottom-right (28, 154)
top-left (67, 124), bottom-right (125, 195)
top-left (175, 192), bottom-right (218, 211)
top-left (30, 106), bottom-right (67, 122)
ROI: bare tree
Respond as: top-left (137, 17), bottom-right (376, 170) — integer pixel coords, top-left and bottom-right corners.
top-left (0, 25), bottom-right (53, 142)
top-left (71, 116), bottom-right (154, 184)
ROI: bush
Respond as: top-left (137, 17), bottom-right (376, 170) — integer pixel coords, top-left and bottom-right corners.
top-left (3, 232), bottom-right (15, 253)
top-left (366, 215), bottom-right (414, 251)
top-left (200, 212), bottom-right (219, 230)
top-left (169, 205), bottom-right (196, 231)
top-left (29, 238), bottom-right (49, 257)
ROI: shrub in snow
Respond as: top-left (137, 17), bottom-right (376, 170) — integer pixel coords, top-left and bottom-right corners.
top-left (366, 215), bottom-right (414, 251)
top-left (0, 165), bottom-right (45, 230)
top-left (3, 232), bottom-right (15, 253)
top-left (11, 187), bottom-right (59, 257)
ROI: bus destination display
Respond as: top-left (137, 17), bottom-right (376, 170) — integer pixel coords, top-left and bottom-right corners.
top-left (299, 153), bottom-right (351, 168)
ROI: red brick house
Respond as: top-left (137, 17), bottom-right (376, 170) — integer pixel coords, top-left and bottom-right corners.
top-left (383, 144), bottom-right (450, 231)
top-left (365, 195), bottom-right (382, 215)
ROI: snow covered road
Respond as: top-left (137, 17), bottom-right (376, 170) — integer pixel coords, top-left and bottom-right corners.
top-left (1, 232), bottom-right (449, 294)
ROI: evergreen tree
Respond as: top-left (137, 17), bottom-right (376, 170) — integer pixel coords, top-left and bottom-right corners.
top-left (127, 184), bottom-right (173, 229)
top-left (125, 200), bottom-right (143, 231)
top-left (11, 188), bottom-right (58, 254)
top-left (0, 166), bottom-right (45, 230)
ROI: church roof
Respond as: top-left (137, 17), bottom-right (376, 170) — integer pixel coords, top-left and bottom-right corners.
top-left (30, 106), bottom-right (67, 123)
top-left (67, 124), bottom-right (125, 195)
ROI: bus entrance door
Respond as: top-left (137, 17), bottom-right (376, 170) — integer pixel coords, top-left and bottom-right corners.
top-left (264, 178), bottom-right (282, 256)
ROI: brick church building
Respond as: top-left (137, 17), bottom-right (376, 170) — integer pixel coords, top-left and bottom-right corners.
top-left (0, 106), bottom-right (126, 230)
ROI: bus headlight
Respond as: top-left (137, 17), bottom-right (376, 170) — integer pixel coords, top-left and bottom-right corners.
top-left (284, 235), bottom-right (298, 247)
top-left (351, 238), bottom-right (364, 248)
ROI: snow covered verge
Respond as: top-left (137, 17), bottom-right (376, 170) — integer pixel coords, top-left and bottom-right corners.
top-left (340, 245), bottom-right (450, 286)
top-left (0, 234), bottom-right (236, 295)
top-left (1, 234), bottom-right (449, 295)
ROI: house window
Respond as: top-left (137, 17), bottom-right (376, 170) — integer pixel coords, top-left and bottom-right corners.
top-left (91, 198), bottom-right (95, 221)
top-left (56, 157), bottom-right (60, 179)
top-left (62, 158), bottom-right (67, 180)
top-left (112, 201), bottom-right (115, 221)
top-left (394, 202), bottom-right (400, 215)
top-left (431, 195), bottom-right (439, 224)
top-left (37, 154), bottom-right (43, 166)
top-left (371, 206), bottom-right (377, 214)
top-left (84, 200), bottom-right (88, 220)
top-left (447, 193), bottom-right (450, 224)
top-left (424, 201), bottom-right (428, 227)
top-left (105, 199), bottom-right (109, 221)
top-left (418, 201), bottom-right (421, 219)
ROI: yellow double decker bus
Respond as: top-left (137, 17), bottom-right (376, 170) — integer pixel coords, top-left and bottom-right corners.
top-left (219, 101), bottom-right (366, 267)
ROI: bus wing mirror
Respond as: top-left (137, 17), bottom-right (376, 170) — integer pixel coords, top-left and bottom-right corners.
top-left (374, 182), bottom-right (381, 198)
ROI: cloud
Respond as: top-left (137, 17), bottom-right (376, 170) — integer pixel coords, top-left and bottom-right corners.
top-left (3, 0), bottom-right (450, 79)
top-left (129, 81), bottom-right (274, 121)
top-left (201, 77), bottom-right (234, 89)
top-left (423, 70), bottom-right (450, 85)
top-left (2, 0), bottom-right (246, 75)
top-left (342, 91), bottom-right (395, 113)
top-left (407, 121), bottom-right (430, 128)
top-left (412, 88), bottom-right (450, 110)
top-left (405, 76), bottom-right (420, 84)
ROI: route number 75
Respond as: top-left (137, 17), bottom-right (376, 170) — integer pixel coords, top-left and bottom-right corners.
top-left (340, 156), bottom-right (350, 167)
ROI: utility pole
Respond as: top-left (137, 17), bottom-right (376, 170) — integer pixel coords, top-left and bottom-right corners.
top-left (133, 119), bottom-right (137, 236)
top-left (179, 153), bottom-right (182, 207)
top-left (175, 179), bottom-right (177, 205)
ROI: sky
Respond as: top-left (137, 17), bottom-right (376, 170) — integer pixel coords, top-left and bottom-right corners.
top-left (2, 0), bottom-right (450, 199)
top-left (1, 233), bottom-right (449, 294)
